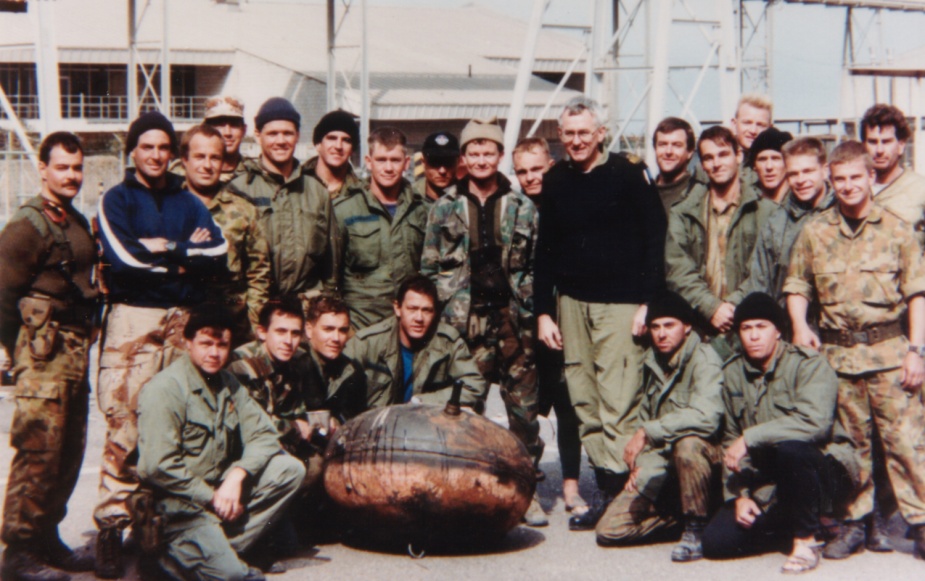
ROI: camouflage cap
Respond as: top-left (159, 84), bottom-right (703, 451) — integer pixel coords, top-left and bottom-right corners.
top-left (204, 96), bottom-right (245, 120)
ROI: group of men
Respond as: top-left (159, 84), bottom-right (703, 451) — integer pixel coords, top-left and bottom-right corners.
top-left (0, 88), bottom-right (924, 581)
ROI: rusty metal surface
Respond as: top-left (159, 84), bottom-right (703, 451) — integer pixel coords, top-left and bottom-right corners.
top-left (324, 403), bottom-right (535, 548)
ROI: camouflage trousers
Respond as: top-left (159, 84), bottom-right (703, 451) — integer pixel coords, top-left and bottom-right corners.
top-left (158, 454), bottom-right (305, 581)
top-left (559, 297), bottom-right (645, 475)
top-left (1, 327), bottom-right (90, 544)
top-left (838, 369), bottom-right (925, 525)
top-left (596, 436), bottom-right (721, 544)
top-left (466, 306), bottom-right (542, 461)
top-left (94, 304), bottom-right (189, 530)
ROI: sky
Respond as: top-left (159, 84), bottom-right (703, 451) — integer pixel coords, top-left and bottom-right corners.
top-left (362, 0), bottom-right (925, 123)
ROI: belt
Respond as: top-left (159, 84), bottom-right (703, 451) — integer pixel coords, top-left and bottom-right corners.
top-left (819, 320), bottom-right (903, 348)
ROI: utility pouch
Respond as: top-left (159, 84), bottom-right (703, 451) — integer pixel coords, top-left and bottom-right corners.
top-left (17, 295), bottom-right (57, 360)
top-left (127, 488), bottom-right (165, 554)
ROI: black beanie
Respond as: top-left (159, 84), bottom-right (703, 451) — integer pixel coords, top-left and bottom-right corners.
top-left (254, 97), bottom-right (301, 131)
top-left (312, 110), bottom-right (359, 145)
top-left (125, 111), bottom-right (176, 154)
top-left (733, 292), bottom-right (786, 331)
top-left (646, 291), bottom-right (695, 326)
top-left (748, 127), bottom-right (793, 167)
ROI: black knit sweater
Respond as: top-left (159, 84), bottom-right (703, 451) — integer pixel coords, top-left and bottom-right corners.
top-left (534, 152), bottom-right (667, 316)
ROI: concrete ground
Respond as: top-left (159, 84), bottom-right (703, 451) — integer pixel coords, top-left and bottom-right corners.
top-left (0, 384), bottom-right (921, 581)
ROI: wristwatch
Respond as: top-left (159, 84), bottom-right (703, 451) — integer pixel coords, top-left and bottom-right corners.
top-left (165, 241), bottom-right (177, 252)
top-left (909, 344), bottom-right (925, 357)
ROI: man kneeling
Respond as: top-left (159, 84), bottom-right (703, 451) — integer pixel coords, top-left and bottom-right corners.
top-left (596, 292), bottom-right (723, 562)
top-left (703, 293), bottom-right (854, 574)
top-left (137, 305), bottom-right (305, 581)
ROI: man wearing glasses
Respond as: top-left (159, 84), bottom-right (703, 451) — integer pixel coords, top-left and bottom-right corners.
top-left (535, 96), bottom-right (667, 531)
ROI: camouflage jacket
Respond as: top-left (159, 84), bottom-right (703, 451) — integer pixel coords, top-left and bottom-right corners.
top-left (728, 186), bottom-right (836, 308)
top-left (721, 342), bottom-right (856, 507)
top-left (343, 316), bottom-right (487, 410)
top-left (302, 155), bottom-right (361, 200)
top-left (137, 354), bottom-right (282, 515)
top-left (666, 181), bottom-right (776, 324)
top-left (226, 158), bottom-right (337, 296)
top-left (228, 342), bottom-right (366, 443)
top-left (412, 177), bottom-right (455, 202)
top-left (783, 203), bottom-right (925, 375)
top-left (201, 189), bottom-right (271, 334)
top-left (633, 333), bottom-right (724, 503)
top-left (333, 179), bottom-right (430, 330)
top-left (420, 174), bottom-right (538, 334)
top-left (0, 196), bottom-right (98, 351)
top-left (874, 169), bottom-right (925, 246)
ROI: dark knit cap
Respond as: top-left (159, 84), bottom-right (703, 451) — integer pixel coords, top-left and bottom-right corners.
top-left (254, 97), bottom-right (301, 131)
top-left (312, 110), bottom-right (359, 145)
top-left (125, 111), bottom-right (176, 154)
top-left (422, 131), bottom-right (460, 160)
top-left (646, 291), bottom-right (695, 326)
top-left (733, 292), bottom-right (786, 331)
top-left (748, 127), bottom-right (793, 166)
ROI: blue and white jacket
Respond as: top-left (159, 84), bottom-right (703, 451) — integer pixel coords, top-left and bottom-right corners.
top-left (98, 170), bottom-right (228, 307)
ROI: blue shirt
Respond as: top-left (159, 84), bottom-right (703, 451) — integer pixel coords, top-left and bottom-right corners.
top-left (401, 344), bottom-right (415, 403)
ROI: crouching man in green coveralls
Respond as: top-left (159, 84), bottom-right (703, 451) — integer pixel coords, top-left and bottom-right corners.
top-left (595, 291), bottom-right (724, 562)
top-left (136, 306), bottom-right (305, 581)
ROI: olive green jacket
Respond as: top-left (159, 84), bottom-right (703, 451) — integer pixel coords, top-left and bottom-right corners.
top-left (721, 342), bottom-right (857, 506)
top-left (333, 179), bottom-right (430, 330)
top-left (302, 155), bottom-right (361, 200)
top-left (136, 354), bottom-right (283, 520)
top-left (666, 182), bottom-right (776, 325)
top-left (634, 333), bottom-right (724, 502)
top-left (344, 316), bottom-right (487, 410)
top-left (226, 158), bottom-right (337, 296)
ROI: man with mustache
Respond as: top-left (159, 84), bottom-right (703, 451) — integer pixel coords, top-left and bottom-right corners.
top-left (0, 132), bottom-right (99, 581)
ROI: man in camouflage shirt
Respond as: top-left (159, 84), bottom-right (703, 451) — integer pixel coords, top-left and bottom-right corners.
top-left (181, 124), bottom-right (271, 346)
top-left (229, 296), bottom-right (364, 494)
top-left (420, 117), bottom-right (545, 525)
top-left (785, 141), bottom-right (925, 561)
top-left (0, 132), bottom-right (98, 581)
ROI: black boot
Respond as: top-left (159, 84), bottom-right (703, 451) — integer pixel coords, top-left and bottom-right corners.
top-left (94, 527), bottom-right (123, 579)
top-left (671, 517), bottom-right (706, 562)
top-left (568, 470), bottom-right (626, 532)
top-left (866, 500), bottom-right (894, 552)
top-left (0, 543), bottom-right (71, 581)
top-left (913, 524), bottom-right (925, 561)
top-left (822, 520), bottom-right (865, 560)
top-left (38, 532), bottom-right (94, 573)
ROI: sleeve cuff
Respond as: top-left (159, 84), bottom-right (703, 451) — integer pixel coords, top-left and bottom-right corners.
top-left (782, 277), bottom-right (812, 298)
top-left (642, 420), bottom-right (667, 446)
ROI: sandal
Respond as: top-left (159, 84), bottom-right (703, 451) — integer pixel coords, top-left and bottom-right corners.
top-left (781, 539), bottom-right (821, 575)
top-left (565, 496), bottom-right (589, 517)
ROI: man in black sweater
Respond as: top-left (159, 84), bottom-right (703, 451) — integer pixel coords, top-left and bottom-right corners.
top-left (535, 96), bottom-right (667, 531)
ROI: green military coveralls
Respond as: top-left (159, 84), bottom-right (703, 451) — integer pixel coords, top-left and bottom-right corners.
top-left (137, 355), bottom-right (305, 581)
top-left (596, 333), bottom-right (724, 544)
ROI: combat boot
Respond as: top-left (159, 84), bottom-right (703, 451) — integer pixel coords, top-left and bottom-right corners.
top-left (568, 470), bottom-right (626, 531)
top-left (0, 543), bottom-right (70, 581)
top-left (822, 519), bottom-right (865, 560)
top-left (94, 527), bottom-right (123, 579)
top-left (671, 517), bottom-right (706, 562)
top-left (866, 504), bottom-right (893, 552)
top-left (39, 532), bottom-right (94, 572)
top-left (913, 524), bottom-right (925, 561)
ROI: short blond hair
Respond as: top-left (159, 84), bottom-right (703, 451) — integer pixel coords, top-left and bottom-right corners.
top-left (513, 137), bottom-right (550, 159)
top-left (736, 93), bottom-right (773, 120)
